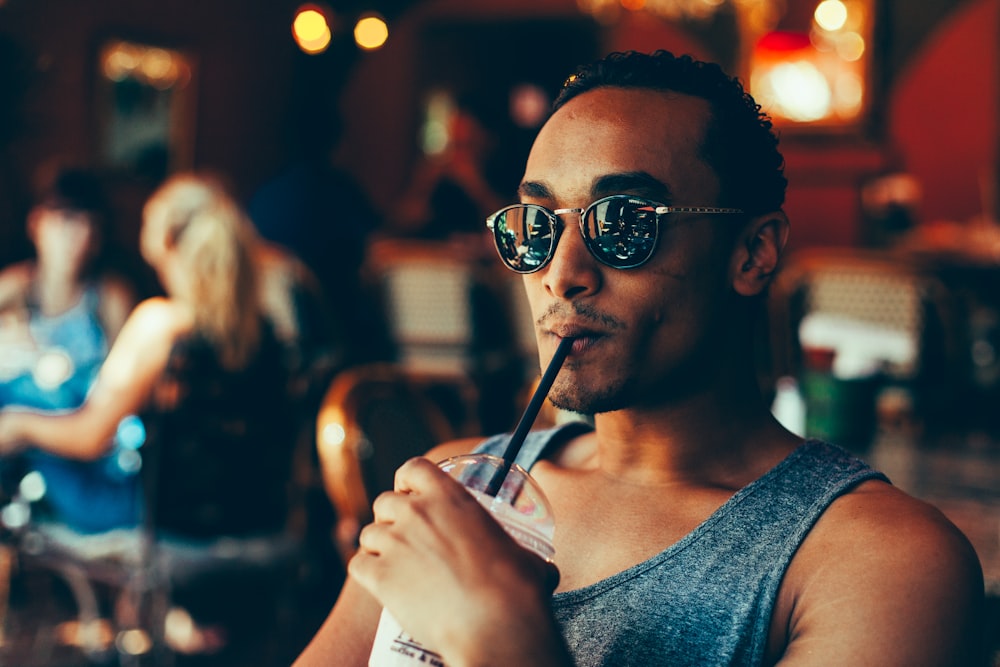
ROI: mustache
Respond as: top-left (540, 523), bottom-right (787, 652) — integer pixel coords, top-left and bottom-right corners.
top-left (536, 301), bottom-right (626, 331)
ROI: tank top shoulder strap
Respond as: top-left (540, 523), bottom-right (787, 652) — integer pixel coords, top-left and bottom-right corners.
top-left (473, 421), bottom-right (595, 472)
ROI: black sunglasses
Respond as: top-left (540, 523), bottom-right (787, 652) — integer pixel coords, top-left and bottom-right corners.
top-left (486, 195), bottom-right (743, 273)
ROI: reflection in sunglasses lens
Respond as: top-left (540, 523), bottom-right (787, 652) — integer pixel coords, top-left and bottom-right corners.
top-left (497, 207), bottom-right (552, 271)
top-left (587, 199), bottom-right (656, 267)
top-left (492, 196), bottom-right (663, 272)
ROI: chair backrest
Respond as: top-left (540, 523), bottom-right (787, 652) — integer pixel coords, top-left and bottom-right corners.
top-left (365, 240), bottom-right (479, 377)
top-left (767, 248), bottom-right (960, 385)
top-left (315, 363), bottom-right (456, 563)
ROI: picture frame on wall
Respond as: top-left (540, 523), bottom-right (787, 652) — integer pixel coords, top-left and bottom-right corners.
top-left (93, 38), bottom-right (197, 182)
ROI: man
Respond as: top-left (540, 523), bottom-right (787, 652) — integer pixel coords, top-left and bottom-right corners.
top-left (295, 51), bottom-right (984, 666)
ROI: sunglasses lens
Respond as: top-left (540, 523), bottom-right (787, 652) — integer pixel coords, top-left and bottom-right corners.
top-left (491, 206), bottom-right (554, 273)
top-left (584, 197), bottom-right (659, 268)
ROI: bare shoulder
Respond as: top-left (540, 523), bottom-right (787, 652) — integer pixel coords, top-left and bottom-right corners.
top-left (805, 479), bottom-right (982, 586)
top-left (119, 297), bottom-right (192, 341)
top-left (774, 479), bottom-right (985, 665)
top-left (0, 261), bottom-right (32, 307)
top-left (0, 260), bottom-right (32, 284)
top-left (424, 437), bottom-right (488, 462)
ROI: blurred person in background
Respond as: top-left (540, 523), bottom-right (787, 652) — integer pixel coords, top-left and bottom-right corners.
top-left (0, 170), bottom-right (295, 526)
top-left (249, 76), bottom-right (394, 368)
top-left (0, 170), bottom-right (301, 655)
top-left (389, 94), bottom-right (508, 249)
top-left (0, 164), bottom-right (139, 533)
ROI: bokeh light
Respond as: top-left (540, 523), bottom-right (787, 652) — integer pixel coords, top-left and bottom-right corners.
top-left (759, 60), bottom-right (832, 122)
top-left (814, 0), bottom-right (848, 32)
top-left (354, 14), bottom-right (388, 51)
top-left (293, 4), bottom-right (332, 55)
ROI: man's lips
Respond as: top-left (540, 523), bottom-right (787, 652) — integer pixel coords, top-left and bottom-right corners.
top-left (548, 327), bottom-right (604, 354)
top-left (550, 324), bottom-right (602, 338)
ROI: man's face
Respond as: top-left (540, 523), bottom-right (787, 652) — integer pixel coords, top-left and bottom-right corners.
top-left (520, 87), bottom-right (744, 414)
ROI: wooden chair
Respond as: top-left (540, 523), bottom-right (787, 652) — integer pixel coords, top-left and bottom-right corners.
top-left (315, 363), bottom-right (457, 565)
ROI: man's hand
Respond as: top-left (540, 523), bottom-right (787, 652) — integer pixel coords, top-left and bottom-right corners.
top-left (349, 456), bottom-right (570, 667)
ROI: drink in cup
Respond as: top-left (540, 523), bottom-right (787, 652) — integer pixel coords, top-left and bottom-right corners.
top-left (367, 452), bottom-right (555, 667)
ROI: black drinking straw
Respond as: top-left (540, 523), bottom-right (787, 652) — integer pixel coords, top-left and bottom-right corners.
top-left (485, 336), bottom-right (574, 496)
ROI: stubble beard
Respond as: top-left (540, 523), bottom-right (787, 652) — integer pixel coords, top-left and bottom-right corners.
top-left (544, 340), bottom-right (727, 416)
top-left (547, 370), bottom-right (635, 416)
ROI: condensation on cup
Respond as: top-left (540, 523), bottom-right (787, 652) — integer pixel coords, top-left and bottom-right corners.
top-left (367, 453), bottom-right (555, 667)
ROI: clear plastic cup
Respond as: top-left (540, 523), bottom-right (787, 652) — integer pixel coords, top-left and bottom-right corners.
top-left (367, 453), bottom-right (555, 667)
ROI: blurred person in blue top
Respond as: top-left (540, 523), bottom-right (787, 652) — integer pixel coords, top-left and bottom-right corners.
top-left (0, 171), bottom-right (292, 542)
top-left (0, 164), bottom-right (140, 533)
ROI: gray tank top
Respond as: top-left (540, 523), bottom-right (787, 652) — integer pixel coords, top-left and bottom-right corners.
top-left (474, 422), bottom-right (889, 666)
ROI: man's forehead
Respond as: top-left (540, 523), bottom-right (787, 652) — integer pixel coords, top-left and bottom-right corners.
top-left (547, 86), bottom-right (710, 134)
top-left (523, 87), bottom-right (715, 202)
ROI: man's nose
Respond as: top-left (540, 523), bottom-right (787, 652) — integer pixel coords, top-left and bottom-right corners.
top-left (540, 222), bottom-right (602, 299)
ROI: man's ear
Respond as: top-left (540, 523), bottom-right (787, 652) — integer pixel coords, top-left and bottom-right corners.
top-left (731, 210), bottom-right (789, 297)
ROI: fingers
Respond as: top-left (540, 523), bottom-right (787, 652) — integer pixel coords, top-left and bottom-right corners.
top-left (392, 456), bottom-right (451, 495)
top-left (355, 513), bottom-right (392, 556)
top-left (350, 504), bottom-right (410, 600)
top-left (347, 537), bottom-right (385, 599)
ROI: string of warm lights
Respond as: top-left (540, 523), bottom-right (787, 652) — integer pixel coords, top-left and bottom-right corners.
top-left (577, 0), bottom-right (786, 35)
top-left (576, 0), bottom-right (871, 126)
top-left (749, 0), bottom-right (870, 125)
top-left (291, 3), bottom-right (389, 55)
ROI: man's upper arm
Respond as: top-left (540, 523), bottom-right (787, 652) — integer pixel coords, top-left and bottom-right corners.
top-left (776, 481), bottom-right (985, 666)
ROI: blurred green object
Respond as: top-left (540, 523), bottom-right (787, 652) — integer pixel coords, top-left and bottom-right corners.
top-left (801, 370), bottom-right (879, 452)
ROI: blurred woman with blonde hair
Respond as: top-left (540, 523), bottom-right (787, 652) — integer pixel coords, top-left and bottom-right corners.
top-left (0, 171), bottom-right (294, 539)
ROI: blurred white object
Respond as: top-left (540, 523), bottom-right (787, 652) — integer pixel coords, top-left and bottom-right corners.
top-left (799, 313), bottom-right (915, 378)
top-left (771, 376), bottom-right (806, 437)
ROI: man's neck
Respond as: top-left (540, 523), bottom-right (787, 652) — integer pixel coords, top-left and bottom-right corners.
top-left (561, 382), bottom-right (801, 489)
top-left (33, 264), bottom-right (85, 314)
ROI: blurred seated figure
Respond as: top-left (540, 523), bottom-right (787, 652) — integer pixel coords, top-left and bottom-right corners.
top-left (0, 171), bottom-right (301, 657)
top-left (249, 82), bottom-right (395, 367)
top-left (388, 94), bottom-right (509, 260)
top-left (0, 164), bottom-right (139, 533)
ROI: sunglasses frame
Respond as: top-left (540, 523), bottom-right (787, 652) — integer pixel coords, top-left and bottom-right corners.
top-left (486, 194), bottom-right (744, 273)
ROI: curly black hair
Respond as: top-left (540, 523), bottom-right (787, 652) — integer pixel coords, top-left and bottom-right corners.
top-left (554, 50), bottom-right (786, 216)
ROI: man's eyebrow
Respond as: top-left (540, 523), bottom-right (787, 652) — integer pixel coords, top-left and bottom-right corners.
top-left (518, 181), bottom-right (553, 200)
top-left (592, 172), bottom-right (674, 201)
top-left (517, 172), bottom-right (674, 202)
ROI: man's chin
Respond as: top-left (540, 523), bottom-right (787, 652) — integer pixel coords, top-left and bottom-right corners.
top-left (549, 386), bottom-right (625, 416)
